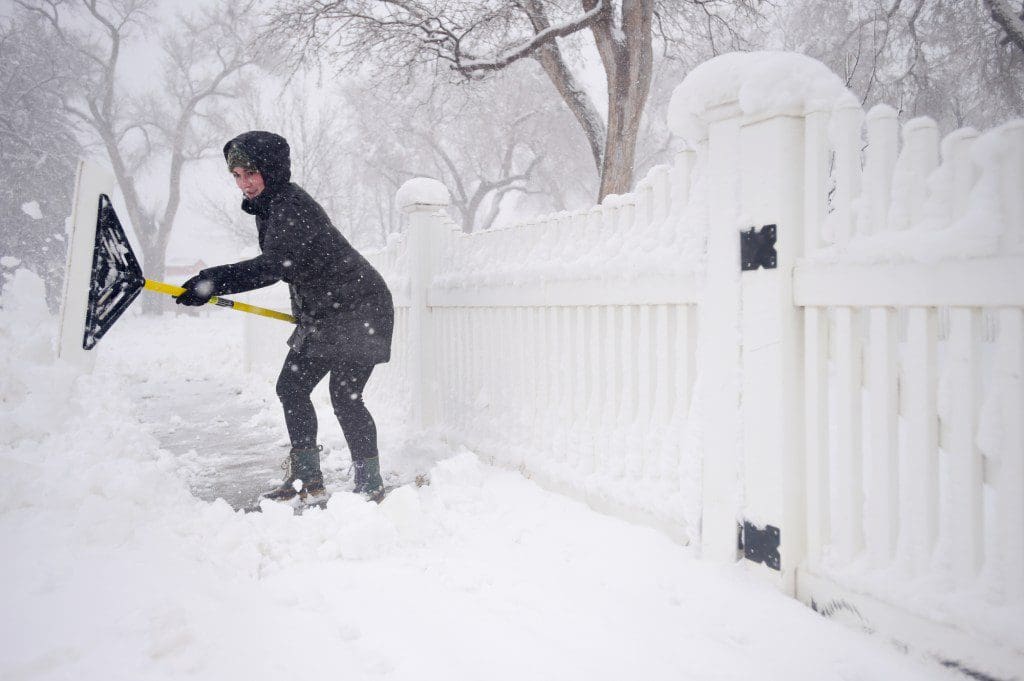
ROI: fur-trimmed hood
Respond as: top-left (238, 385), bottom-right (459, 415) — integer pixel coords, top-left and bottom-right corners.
top-left (223, 130), bottom-right (291, 187)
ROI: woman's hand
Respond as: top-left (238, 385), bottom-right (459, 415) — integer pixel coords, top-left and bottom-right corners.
top-left (175, 274), bottom-right (215, 306)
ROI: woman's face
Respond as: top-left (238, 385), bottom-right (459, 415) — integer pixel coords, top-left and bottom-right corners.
top-left (232, 166), bottom-right (265, 199)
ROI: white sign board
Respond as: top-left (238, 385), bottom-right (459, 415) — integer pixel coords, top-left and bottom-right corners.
top-left (57, 160), bottom-right (115, 367)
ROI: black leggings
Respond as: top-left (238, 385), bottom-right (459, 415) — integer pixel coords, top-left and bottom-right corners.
top-left (275, 348), bottom-right (379, 461)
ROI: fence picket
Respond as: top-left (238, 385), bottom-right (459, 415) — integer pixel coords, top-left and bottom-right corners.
top-left (866, 307), bottom-right (899, 565)
top-left (996, 308), bottom-right (1024, 601)
top-left (584, 305), bottom-right (601, 475)
top-left (455, 308), bottom-right (467, 430)
top-left (833, 307), bottom-right (864, 562)
top-left (638, 306), bottom-right (653, 421)
top-left (623, 306), bottom-right (642, 479)
top-left (901, 307), bottom-right (939, 575)
top-left (604, 305), bottom-right (623, 478)
top-left (804, 307), bottom-right (830, 568)
top-left (568, 305), bottom-right (583, 469)
top-left (547, 306), bottom-right (563, 463)
top-left (669, 305), bottom-right (694, 490)
top-left (945, 307), bottom-right (984, 584)
top-left (676, 305), bottom-right (695, 418)
top-left (556, 306), bottom-right (573, 461)
top-left (491, 308), bottom-right (504, 431)
top-left (651, 305), bottom-right (672, 482)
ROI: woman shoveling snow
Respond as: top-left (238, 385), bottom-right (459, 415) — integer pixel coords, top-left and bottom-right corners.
top-left (175, 131), bottom-right (394, 504)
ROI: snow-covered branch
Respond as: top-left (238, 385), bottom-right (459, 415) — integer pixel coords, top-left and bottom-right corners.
top-left (983, 0), bottom-right (1024, 52)
top-left (454, 0), bottom-right (606, 73)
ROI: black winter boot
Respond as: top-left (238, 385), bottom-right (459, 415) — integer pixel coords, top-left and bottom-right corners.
top-left (353, 456), bottom-right (384, 501)
top-left (262, 445), bottom-right (327, 503)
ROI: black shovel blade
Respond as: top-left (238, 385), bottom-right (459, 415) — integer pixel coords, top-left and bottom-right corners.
top-left (83, 194), bottom-right (145, 350)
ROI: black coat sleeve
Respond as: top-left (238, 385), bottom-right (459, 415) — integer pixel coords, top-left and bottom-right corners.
top-left (199, 253), bottom-right (287, 296)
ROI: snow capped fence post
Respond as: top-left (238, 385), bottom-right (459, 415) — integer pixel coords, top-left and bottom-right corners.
top-left (57, 160), bottom-right (115, 370)
top-left (397, 178), bottom-right (450, 430)
top-left (669, 52), bottom-right (848, 588)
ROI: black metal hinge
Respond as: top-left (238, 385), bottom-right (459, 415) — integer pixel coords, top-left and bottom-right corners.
top-left (740, 224), bottom-right (777, 271)
top-left (737, 520), bottom-right (781, 571)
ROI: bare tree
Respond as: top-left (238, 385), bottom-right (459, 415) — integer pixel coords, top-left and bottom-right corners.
top-left (777, 0), bottom-right (1024, 130)
top-left (266, 0), bottom-right (758, 202)
top-left (0, 13), bottom-right (83, 308)
top-left (341, 63), bottom-right (600, 232)
top-left (16, 0), bottom-right (259, 311)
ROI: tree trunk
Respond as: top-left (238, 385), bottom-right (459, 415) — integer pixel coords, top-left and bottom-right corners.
top-left (523, 0), bottom-right (607, 179)
top-left (588, 0), bottom-right (654, 200)
top-left (94, 129), bottom-right (168, 314)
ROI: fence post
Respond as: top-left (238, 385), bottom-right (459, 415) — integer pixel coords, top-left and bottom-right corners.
top-left (397, 178), bottom-right (450, 430)
top-left (738, 109), bottom-right (808, 594)
top-left (697, 99), bottom-right (745, 564)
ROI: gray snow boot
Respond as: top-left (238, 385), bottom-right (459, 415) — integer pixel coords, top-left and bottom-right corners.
top-left (262, 445), bottom-right (326, 503)
top-left (353, 456), bottom-right (385, 502)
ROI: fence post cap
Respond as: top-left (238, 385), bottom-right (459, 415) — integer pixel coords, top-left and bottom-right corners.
top-left (668, 51), bottom-right (847, 146)
top-left (397, 177), bottom-right (450, 213)
top-left (866, 103), bottom-right (899, 121)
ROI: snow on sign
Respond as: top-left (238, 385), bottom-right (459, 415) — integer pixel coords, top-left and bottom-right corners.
top-left (71, 193), bottom-right (295, 351)
top-left (83, 194), bottom-right (146, 349)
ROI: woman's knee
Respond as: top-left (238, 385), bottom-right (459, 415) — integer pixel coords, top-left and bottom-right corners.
top-left (332, 389), bottom-right (366, 418)
top-left (276, 363), bottom-right (306, 401)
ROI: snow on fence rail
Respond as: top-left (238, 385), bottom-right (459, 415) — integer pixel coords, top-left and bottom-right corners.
top-left (245, 52), bottom-right (1023, 678)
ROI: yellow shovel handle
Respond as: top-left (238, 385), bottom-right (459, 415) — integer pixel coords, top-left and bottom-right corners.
top-left (144, 279), bottom-right (296, 324)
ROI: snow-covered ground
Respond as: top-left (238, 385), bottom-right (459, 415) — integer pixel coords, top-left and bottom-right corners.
top-left (0, 271), bottom-right (962, 680)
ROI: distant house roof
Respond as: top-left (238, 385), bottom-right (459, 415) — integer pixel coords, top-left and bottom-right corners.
top-left (165, 259), bottom-right (207, 276)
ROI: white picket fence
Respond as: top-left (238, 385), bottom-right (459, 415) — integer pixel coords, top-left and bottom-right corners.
top-left (244, 54), bottom-right (1024, 678)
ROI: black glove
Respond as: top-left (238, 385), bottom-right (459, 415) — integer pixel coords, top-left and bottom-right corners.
top-left (175, 274), bottom-right (215, 306)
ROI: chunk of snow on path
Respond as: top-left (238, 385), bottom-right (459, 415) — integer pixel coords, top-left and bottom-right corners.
top-left (21, 201), bottom-right (43, 220)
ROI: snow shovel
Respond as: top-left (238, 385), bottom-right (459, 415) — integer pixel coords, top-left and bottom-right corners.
top-left (83, 193), bottom-right (295, 350)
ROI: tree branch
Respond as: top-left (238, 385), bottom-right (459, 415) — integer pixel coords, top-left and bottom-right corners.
top-left (454, 0), bottom-right (607, 73)
top-left (984, 0), bottom-right (1024, 52)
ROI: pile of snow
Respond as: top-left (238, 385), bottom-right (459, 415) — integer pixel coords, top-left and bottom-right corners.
top-left (0, 271), bottom-right (960, 680)
top-left (429, 162), bottom-right (709, 291)
top-left (0, 269), bottom-right (79, 447)
top-left (668, 51), bottom-right (848, 146)
top-left (21, 200), bottom-right (43, 220)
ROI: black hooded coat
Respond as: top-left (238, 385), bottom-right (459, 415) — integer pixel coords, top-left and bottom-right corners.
top-left (197, 131), bottom-right (393, 365)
